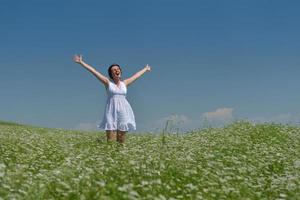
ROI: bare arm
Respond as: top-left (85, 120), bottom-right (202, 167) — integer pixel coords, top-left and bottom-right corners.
top-left (123, 64), bottom-right (151, 86)
top-left (73, 54), bottom-right (109, 87)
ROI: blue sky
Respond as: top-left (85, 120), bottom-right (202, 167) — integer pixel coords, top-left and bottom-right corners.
top-left (1, 0), bottom-right (300, 131)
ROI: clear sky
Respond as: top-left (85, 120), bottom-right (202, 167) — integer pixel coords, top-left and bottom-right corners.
top-left (1, 0), bottom-right (300, 131)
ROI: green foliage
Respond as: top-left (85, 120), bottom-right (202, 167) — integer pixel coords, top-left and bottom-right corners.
top-left (0, 122), bottom-right (300, 199)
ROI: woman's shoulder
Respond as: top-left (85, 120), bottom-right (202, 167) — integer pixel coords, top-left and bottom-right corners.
top-left (108, 80), bottom-right (115, 87)
top-left (121, 81), bottom-right (127, 87)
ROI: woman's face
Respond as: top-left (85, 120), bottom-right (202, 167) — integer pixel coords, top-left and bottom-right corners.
top-left (111, 66), bottom-right (121, 79)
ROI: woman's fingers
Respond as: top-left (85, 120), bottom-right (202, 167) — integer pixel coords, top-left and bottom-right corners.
top-left (146, 64), bottom-right (151, 71)
top-left (73, 55), bottom-right (78, 62)
top-left (73, 54), bottom-right (82, 63)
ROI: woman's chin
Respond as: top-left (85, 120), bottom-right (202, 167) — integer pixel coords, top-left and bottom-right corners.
top-left (113, 76), bottom-right (121, 80)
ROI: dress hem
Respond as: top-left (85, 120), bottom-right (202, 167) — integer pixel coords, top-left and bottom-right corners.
top-left (97, 122), bottom-right (136, 132)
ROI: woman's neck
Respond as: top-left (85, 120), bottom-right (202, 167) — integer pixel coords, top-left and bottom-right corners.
top-left (113, 78), bottom-right (121, 85)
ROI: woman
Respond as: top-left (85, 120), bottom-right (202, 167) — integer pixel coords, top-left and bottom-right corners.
top-left (73, 55), bottom-right (151, 144)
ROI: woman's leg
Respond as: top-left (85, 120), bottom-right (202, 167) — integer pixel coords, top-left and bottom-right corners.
top-left (117, 130), bottom-right (126, 144)
top-left (106, 130), bottom-right (117, 142)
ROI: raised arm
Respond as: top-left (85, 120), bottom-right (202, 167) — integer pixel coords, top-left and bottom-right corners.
top-left (73, 54), bottom-right (109, 87)
top-left (123, 64), bottom-right (151, 86)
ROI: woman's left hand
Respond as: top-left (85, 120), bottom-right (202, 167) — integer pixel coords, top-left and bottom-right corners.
top-left (145, 64), bottom-right (151, 72)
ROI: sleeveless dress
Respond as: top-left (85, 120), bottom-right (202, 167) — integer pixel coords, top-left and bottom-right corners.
top-left (98, 81), bottom-right (136, 131)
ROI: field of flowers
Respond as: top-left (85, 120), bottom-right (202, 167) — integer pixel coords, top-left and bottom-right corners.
top-left (0, 121), bottom-right (300, 199)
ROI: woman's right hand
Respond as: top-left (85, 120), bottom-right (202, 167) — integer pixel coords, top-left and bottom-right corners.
top-left (73, 54), bottom-right (83, 64)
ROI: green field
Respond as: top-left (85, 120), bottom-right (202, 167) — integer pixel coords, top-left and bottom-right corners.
top-left (0, 121), bottom-right (300, 199)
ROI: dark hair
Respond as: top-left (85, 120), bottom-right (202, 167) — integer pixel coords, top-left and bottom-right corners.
top-left (108, 64), bottom-right (122, 79)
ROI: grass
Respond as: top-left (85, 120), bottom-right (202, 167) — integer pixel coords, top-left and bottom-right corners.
top-left (0, 121), bottom-right (300, 199)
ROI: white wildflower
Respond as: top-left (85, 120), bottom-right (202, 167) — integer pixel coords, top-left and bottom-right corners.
top-left (294, 160), bottom-right (300, 168)
top-left (186, 183), bottom-right (197, 190)
top-left (0, 163), bottom-right (6, 177)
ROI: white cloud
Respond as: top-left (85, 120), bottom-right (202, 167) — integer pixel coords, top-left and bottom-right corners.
top-left (139, 109), bottom-right (236, 133)
top-left (202, 107), bottom-right (234, 123)
top-left (156, 114), bottom-right (190, 131)
top-left (139, 114), bottom-right (192, 133)
top-left (160, 114), bottom-right (189, 125)
top-left (75, 122), bottom-right (98, 131)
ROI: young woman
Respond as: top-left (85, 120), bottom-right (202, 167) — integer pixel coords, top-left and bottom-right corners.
top-left (73, 55), bottom-right (151, 144)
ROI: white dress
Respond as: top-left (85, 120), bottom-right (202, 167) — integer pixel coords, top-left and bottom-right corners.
top-left (99, 81), bottom-right (136, 131)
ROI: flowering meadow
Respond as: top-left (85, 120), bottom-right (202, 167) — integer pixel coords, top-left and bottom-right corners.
top-left (0, 121), bottom-right (300, 199)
